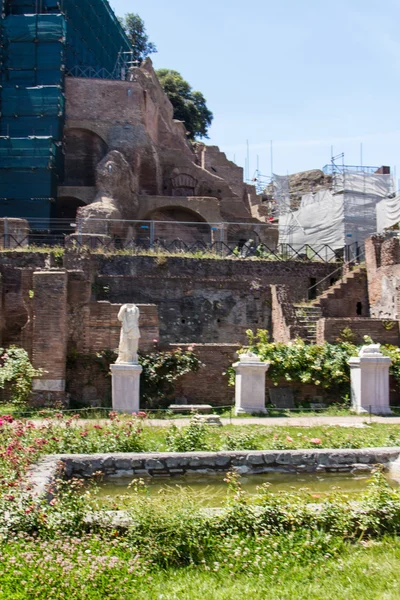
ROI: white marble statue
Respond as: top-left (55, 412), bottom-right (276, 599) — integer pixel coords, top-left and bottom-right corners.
top-left (116, 304), bottom-right (141, 364)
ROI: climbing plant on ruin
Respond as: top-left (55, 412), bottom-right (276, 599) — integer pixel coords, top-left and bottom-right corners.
top-left (230, 330), bottom-right (400, 396)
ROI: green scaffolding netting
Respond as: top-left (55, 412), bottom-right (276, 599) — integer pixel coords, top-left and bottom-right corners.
top-left (0, 0), bottom-right (132, 221)
top-left (1, 86), bottom-right (64, 117)
top-left (3, 14), bottom-right (66, 42)
top-left (0, 136), bottom-right (57, 168)
top-left (5, 41), bottom-right (65, 70)
top-left (0, 170), bottom-right (55, 197)
top-left (0, 116), bottom-right (63, 137)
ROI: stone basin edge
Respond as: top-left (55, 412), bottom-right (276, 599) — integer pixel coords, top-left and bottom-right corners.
top-left (26, 447), bottom-right (400, 498)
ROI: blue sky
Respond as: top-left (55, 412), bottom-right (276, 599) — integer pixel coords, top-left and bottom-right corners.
top-left (110, 0), bottom-right (400, 182)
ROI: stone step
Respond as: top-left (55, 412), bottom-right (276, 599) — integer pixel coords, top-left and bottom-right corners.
top-left (298, 317), bottom-right (320, 322)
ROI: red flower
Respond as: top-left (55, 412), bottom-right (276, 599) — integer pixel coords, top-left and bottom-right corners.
top-left (311, 438), bottom-right (322, 445)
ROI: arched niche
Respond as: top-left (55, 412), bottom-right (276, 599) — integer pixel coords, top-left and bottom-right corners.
top-left (63, 128), bottom-right (108, 187)
top-left (139, 206), bottom-right (210, 247)
top-left (53, 196), bottom-right (86, 225)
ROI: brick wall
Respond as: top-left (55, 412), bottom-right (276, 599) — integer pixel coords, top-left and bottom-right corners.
top-left (167, 344), bottom-right (343, 407)
top-left (318, 268), bottom-right (369, 318)
top-left (86, 302), bottom-right (159, 354)
top-left (271, 284), bottom-right (306, 342)
top-left (316, 318), bottom-right (400, 345)
top-left (171, 344), bottom-right (239, 406)
top-left (65, 253), bottom-right (338, 345)
top-left (32, 271), bottom-right (68, 400)
top-left (365, 235), bottom-right (400, 320)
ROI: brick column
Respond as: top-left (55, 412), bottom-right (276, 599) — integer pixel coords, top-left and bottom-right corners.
top-left (32, 270), bottom-right (68, 404)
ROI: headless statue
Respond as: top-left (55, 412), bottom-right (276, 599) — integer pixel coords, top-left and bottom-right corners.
top-left (116, 304), bottom-right (141, 364)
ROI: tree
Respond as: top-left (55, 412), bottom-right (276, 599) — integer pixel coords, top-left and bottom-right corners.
top-left (156, 69), bottom-right (213, 140)
top-left (119, 13), bottom-right (157, 63)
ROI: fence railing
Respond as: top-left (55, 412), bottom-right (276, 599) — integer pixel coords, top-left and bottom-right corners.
top-left (0, 217), bottom-right (364, 264)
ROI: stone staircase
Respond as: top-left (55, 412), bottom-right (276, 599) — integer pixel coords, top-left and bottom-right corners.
top-left (293, 305), bottom-right (323, 343)
top-left (312, 265), bottom-right (368, 316)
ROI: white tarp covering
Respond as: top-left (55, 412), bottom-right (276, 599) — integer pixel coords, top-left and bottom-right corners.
top-left (273, 174), bottom-right (291, 213)
top-left (278, 171), bottom-right (395, 254)
top-left (333, 172), bottom-right (393, 197)
top-left (377, 195), bottom-right (400, 231)
top-left (279, 190), bottom-right (344, 250)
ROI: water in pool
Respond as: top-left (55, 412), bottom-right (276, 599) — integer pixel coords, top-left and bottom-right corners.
top-left (90, 471), bottom-right (397, 508)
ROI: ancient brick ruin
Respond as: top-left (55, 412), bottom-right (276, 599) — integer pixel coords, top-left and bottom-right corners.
top-left (60, 59), bottom-right (277, 250)
top-left (1, 2), bottom-right (400, 409)
top-left (0, 234), bottom-right (399, 408)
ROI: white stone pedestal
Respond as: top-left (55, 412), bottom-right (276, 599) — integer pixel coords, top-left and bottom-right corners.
top-left (111, 363), bottom-right (143, 414)
top-left (348, 344), bottom-right (392, 415)
top-left (233, 352), bottom-right (270, 415)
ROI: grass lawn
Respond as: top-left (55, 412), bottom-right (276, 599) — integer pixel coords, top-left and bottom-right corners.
top-left (1, 536), bottom-right (400, 599)
top-left (3, 414), bottom-right (400, 599)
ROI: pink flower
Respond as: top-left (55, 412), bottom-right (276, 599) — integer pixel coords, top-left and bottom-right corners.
top-left (153, 339), bottom-right (159, 343)
top-left (138, 411), bottom-right (147, 419)
top-left (286, 436), bottom-right (293, 443)
top-left (187, 346), bottom-right (194, 352)
top-left (311, 438), bottom-right (322, 445)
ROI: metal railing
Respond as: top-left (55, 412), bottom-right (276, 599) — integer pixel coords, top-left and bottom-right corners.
top-left (0, 217), bottom-right (359, 263)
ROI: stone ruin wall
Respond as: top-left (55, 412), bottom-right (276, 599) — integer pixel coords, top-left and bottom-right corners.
top-left (365, 235), bottom-right (400, 320)
top-left (2, 245), bottom-right (400, 407)
top-left (0, 250), bottom-right (339, 406)
top-left (60, 59), bottom-right (277, 252)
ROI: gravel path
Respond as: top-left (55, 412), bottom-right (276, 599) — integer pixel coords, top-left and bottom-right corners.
top-left (30, 415), bottom-right (400, 428)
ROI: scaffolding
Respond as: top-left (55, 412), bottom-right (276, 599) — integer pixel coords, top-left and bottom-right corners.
top-left (277, 165), bottom-right (394, 257)
top-left (0, 0), bottom-right (131, 224)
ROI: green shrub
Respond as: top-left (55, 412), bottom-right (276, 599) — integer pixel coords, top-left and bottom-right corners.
top-left (222, 430), bottom-right (259, 450)
top-left (229, 330), bottom-right (400, 396)
top-left (166, 414), bottom-right (210, 452)
top-left (67, 347), bottom-right (203, 408)
top-left (139, 347), bottom-right (202, 406)
top-left (0, 346), bottom-right (42, 405)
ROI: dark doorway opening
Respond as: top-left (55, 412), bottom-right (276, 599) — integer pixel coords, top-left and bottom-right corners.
top-left (308, 278), bottom-right (317, 301)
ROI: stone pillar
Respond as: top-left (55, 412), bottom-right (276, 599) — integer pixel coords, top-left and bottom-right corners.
top-left (348, 344), bottom-right (392, 414)
top-left (233, 352), bottom-right (270, 415)
top-left (32, 270), bottom-right (68, 404)
top-left (110, 364), bottom-right (143, 414)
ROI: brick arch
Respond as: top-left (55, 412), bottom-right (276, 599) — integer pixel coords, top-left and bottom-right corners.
top-left (63, 128), bottom-right (108, 187)
top-left (142, 205), bottom-right (208, 224)
top-left (170, 173), bottom-right (198, 197)
top-left (137, 196), bottom-right (222, 224)
top-left (138, 205), bottom-right (211, 247)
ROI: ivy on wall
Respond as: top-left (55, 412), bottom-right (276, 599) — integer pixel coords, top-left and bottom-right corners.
top-left (67, 347), bottom-right (203, 407)
top-left (229, 330), bottom-right (400, 397)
